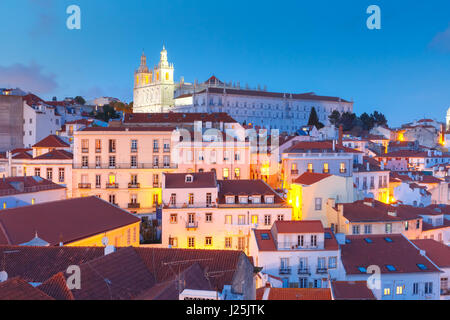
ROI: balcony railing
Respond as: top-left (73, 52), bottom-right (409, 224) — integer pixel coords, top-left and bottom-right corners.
top-left (106, 183), bottom-right (119, 189)
top-left (153, 148), bottom-right (159, 153)
top-left (279, 267), bottom-right (291, 275)
top-left (316, 267), bottom-right (328, 274)
top-left (82, 148), bottom-right (89, 153)
top-left (307, 169), bottom-right (314, 173)
top-left (277, 242), bottom-right (321, 250)
top-left (78, 183), bottom-right (91, 189)
top-left (185, 222), bottom-right (199, 229)
top-left (297, 267), bottom-right (311, 275)
top-left (74, 163), bottom-right (177, 169)
top-left (153, 182), bottom-right (161, 188)
top-left (131, 148), bottom-right (138, 153)
top-left (128, 183), bottom-right (140, 189)
top-left (0, 184), bottom-right (64, 196)
top-left (128, 203), bottom-right (140, 209)
top-left (323, 169), bottom-right (330, 173)
top-left (163, 148), bottom-right (170, 153)
top-left (340, 168), bottom-right (347, 173)
top-left (95, 148), bottom-right (101, 153)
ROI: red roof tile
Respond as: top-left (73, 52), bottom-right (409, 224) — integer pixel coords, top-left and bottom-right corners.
top-left (0, 197), bottom-right (140, 245)
top-left (286, 141), bottom-right (362, 153)
top-left (218, 180), bottom-right (284, 204)
top-left (0, 176), bottom-right (65, 196)
top-left (293, 172), bottom-right (332, 185)
top-left (38, 272), bottom-right (75, 300)
top-left (274, 220), bottom-right (324, 233)
top-left (256, 287), bottom-right (332, 300)
top-left (33, 149), bottom-right (73, 160)
top-left (331, 281), bottom-right (376, 300)
top-left (32, 135), bottom-right (69, 148)
top-left (411, 239), bottom-right (450, 267)
top-left (0, 277), bottom-right (54, 300)
top-left (164, 172), bottom-right (217, 189)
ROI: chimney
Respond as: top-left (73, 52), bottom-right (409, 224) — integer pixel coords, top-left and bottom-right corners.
top-left (333, 140), bottom-right (336, 151)
top-left (366, 162), bottom-right (370, 171)
top-left (338, 125), bottom-right (343, 146)
top-left (104, 245), bottom-right (115, 256)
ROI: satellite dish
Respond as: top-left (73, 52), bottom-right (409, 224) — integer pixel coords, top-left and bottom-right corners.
top-left (0, 271), bottom-right (8, 283)
top-left (101, 236), bottom-right (109, 246)
top-left (104, 245), bottom-right (115, 256)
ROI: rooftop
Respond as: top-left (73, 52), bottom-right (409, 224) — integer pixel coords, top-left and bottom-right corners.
top-left (164, 172), bottom-right (217, 189)
top-left (124, 112), bottom-right (238, 124)
top-left (330, 281), bottom-right (376, 300)
top-left (32, 135), bottom-right (70, 148)
top-left (0, 176), bottom-right (65, 197)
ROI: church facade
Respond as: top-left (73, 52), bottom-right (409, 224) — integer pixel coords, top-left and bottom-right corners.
top-left (133, 47), bottom-right (175, 113)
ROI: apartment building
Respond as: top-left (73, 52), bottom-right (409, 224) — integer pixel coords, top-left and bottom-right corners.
top-left (353, 157), bottom-right (390, 203)
top-left (72, 126), bottom-right (177, 213)
top-left (250, 220), bottom-right (343, 289)
top-left (161, 172), bottom-right (291, 255)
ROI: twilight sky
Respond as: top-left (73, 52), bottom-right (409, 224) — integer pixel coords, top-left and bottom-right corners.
top-left (0, 0), bottom-right (449, 127)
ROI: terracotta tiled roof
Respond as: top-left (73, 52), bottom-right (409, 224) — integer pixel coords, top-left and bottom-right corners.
top-left (331, 281), bottom-right (376, 300)
top-left (124, 112), bottom-right (238, 124)
top-left (33, 149), bottom-right (73, 160)
top-left (12, 151), bottom-right (32, 159)
top-left (0, 197), bottom-right (140, 245)
top-left (422, 219), bottom-right (450, 231)
top-left (22, 94), bottom-right (45, 107)
top-left (0, 277), bottom-right (54, 300)
top-left (341, 234), bottom-right (440, 275)
top-left (253, 230), bottom-right (277, 251)
top-left (411, 239), bottom-right (450, 267)
top-left (0, 176), bottom-right (65, 196)
top-left (293, 172), bottom-right (332, 185)
top-left (427, 204), bottom-right (450, 215)
top-left (38, 272), bottom-right (75, 300)
top-left (256, 287), bottom-right (332, 300)
top-left (217, 180), bottom-right (284, 204)
top-left (164, 172), bottom-right (217, 189)
top-left (274, 220), bottom-right (324, 234)
top-left (32, 135), bottom-right (69, 148)
top-left (339, 200), bottom-right (420, 222)
top-left (81, 126), bottom-right (175, 132)
top-left (183, 87), bottom-right (351, 103)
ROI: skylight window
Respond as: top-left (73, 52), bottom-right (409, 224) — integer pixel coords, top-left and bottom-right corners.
top-left (261, 233), bottom-right (270, 240)
top-left (364, 238), bottom-right (373, 243)
top-left (386, 265), bottom-right (396, 271)
top-left (358, 266), bottom-right (367, 273)
top-left (384, 237), bottom-right (393, 243)
top-left (345, 239), bottom-right (351, 244)
top-left (417, 263), bottom-right (428, 270)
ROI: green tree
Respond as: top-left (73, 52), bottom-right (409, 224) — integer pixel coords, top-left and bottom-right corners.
top-left (307, 107), bottom-right (324, 129)
top-left (74, 96), bottom-right (86, 105)
top-left (328, 110), bottom-right (341, 126)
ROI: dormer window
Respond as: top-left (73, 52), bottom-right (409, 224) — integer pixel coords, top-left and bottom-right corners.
top-left (265, 195), bottom-right (274, 204)
top-left (185, 174), bottom-right (193, 183)
top-left (226, 196), bottom-right (235, 204)
top-left (239, 196), bottom-right (248, 204)
top-left (252, 195), bottom-right (261, 204)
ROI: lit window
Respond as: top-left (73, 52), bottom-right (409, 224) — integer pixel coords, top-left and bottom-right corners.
top-left (170, 214), bottom-right (177, 224)
top-left (323, 163), bottom-right (329, 173)
top-left (223, 168), bottom-right (229, 180)
top-left (251, 215), bottom-right (258, 224)
top-left (386, 264), bottom-right (396, 272)
top-left (396, 285), bottom-right (403, 295)
top-left (383, 288), bottom-right (391, 296)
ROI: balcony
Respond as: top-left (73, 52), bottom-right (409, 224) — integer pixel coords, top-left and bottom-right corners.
top-left (78, 183), bottom-right (91, 189)
top-left (185, 222), bottom-right (199, 229)
top-left (95, 148), bottom-right (101, 153)
top-left (106, 183), bottom-right (119, 189)
top-left (82, 148), bottom-right (89, 153)
top-left (291, 169), bottom-right (299, 175)
top-left (297, 267), bottom-right (311, 275)
top-left (109, 149), bottom-right (116, 153)
top-left (316, 267), bottom-right (328, 274)
top-left (128, 183), bottom-right (140, 189)
top-left (73, 163), bottom-right (178, 170)
top-left (128, 203), bottom-right (140, 209)
top-left (153, 148), bottom-right (159, 153)
top-left (279, 267), bottom-right (291, 275)
top-left (277, 242), bottom-right (320, 250)
top-left (163, 148), bottom-right (170, 153)
top-left (153, 182), bottom-right (161, 188)
top-left (131, 148), bottom-right (138, 153)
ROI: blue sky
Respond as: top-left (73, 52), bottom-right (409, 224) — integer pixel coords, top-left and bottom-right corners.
top-left (0, 0), bottom-right (449, 126)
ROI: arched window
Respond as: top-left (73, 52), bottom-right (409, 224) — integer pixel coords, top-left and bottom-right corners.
top-left (165, 73), bottom-right (169, 81)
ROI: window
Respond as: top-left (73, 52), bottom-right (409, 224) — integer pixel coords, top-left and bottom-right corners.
top-left (170, 193), bottom-right (176, 206)
top-left (238, 215), bottom-right (245, 225)
top-left (413, 283), bottom-right (419, 295)
top-left (223, 168), bottom-right (229, 180)
top-left (328, 257), bottom-right (337, 269)
top-left (364, 224), bottom-right (372, 234)
top-left (46, 168), bottom-right (53, 181)
top-left (95, 139), bottom-right (101, 152)
top-left (131, 155), bottom-right (137, 168)
top-left (383, 288), bottom-right (391, 296)
top-left (307, 163), bottom-right (313, 173)
top-left (352, 225), bottom-right (360, 235)
top-left (81, 139), bottom-right (89, 152)
top-left (109, 194), bottom-right (116, 204)
top-left (131, 139), bottom-right (137, 151)
top-left (225, 237), bottom-right (232, 248)
top-left (234, 168), bottom-right (240, 179)
top-left (34, 168), bottom-right (41, 177)
top-left (170, 214), bottom-right (177, 223)
top-left (277, 214), bottom-right (284, 221)
top-left (239, 196), bottom-right (248, 204)
top-left (95, 156), bottom-right (101, 168)
top-left (188, 193), bottom-right (194, 205)
top-left (299, 277), bottom-right (308, 288)
top-left (237, 237), bottom-right (245, 250)
top-left (95, 175), bottom-right (101, 188)
top-left (297, 235), bottom-right (304, 247)
top-left (416, 219), bottom-right (421, 229)
top-left (225, 215), bottom-right (232, 224)
top-left (169, 237), bottom-right (178, 248)
top-left (314, 198), bottom-right (322, 210)
top-left (264, 215), bottom-right (271, 226)
top-left (205, 237), bottom-right (212, 246)
top-left (386, 264), bottom-right (396, 271)
top-left (109, 139), bottom-right (116, 153)
top-left (417, 264), bottom-right (428, 270)
top-left (82, 156), bottom-right (88, 167)
top-left (385, 223), bottom-right (392, 234)
top-left (405, 221), bottom-right (409, 231)
top-left (358, 266), bottom-right (367, 273)
top-left (188, 237), bottom-right (195, 248)
top-left (58, 168), bottom-right (65, 182)
top-left (311, 235), bottom-right (317, 247)
top-left (251, 215), bottom-right (258, 224)
top-left (323, 163), bottom-right (329, 173)
top-left (109, 156), bottom-right (116, 168)
top-left (153, 139), bottom-right (159, 152)
top-left (206, 193), bottom-right (212, 206)
top-left (205, 213), bottom-right (212, 222)
top-left (163, 155), bottom-right (170, 167)
top-left (425, 282), bottom-right (433, 294)
top-left (396, 285), bottom-right (404, 295)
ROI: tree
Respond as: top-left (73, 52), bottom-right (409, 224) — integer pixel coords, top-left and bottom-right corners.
top-left (94, 104), bottom-right (120, 122)
top-left (328, 110), bottom-right (341, 126)
top-left (307, 107), bottom-right (323, 129)
top-left (372, 111), bottom-right (387, 127)
top-left (340, 112), bottom-right (357, 131)
top-left (360, 112), bottom-right (375, 131)
top-left (111, 101), bottom-right (132, 114)
top-left (74, 96), bottom-right (86, 105)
